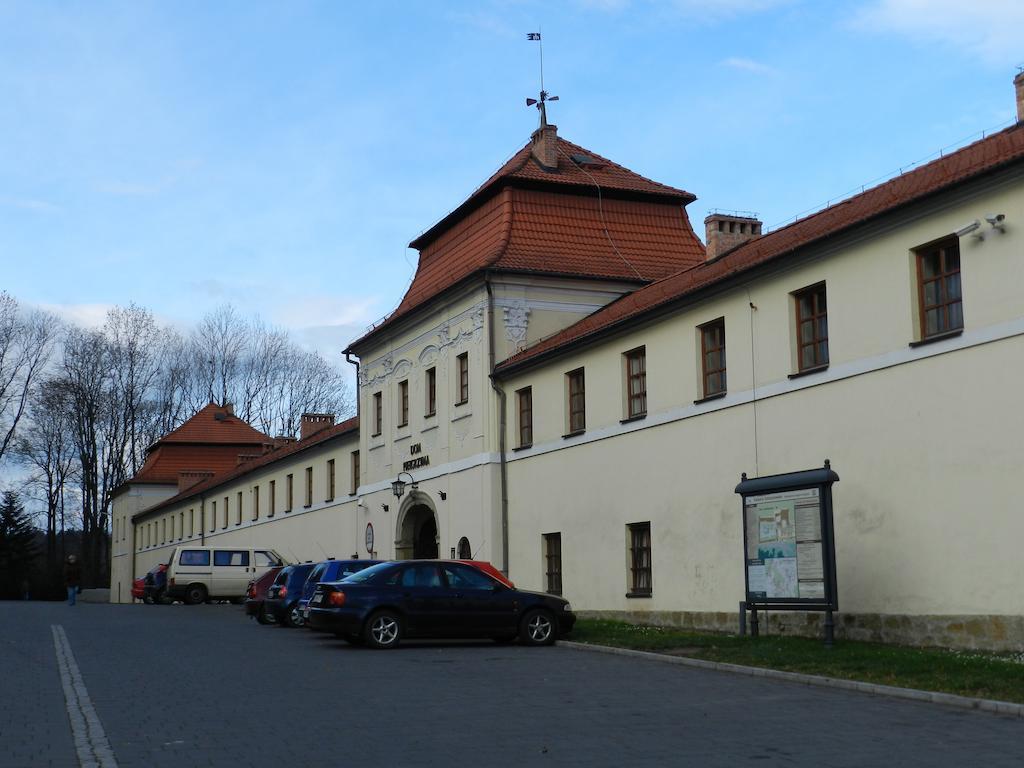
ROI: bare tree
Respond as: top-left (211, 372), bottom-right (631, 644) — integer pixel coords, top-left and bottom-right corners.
top-left (104, 304), bottom-right (163, 475)
top-left (192, 305), bottom-right (248, 407)
top-left (14, 377), bottom-right (77, 572)
top-left (0, 292), bottom-right (58, 464)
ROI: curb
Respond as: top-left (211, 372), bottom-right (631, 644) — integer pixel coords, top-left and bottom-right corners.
top-left (560, 641), bottom-right (1024, 719)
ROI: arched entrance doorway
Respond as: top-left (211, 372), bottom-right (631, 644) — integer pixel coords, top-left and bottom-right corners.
top-left (395, 496), bottom-right (439, 560)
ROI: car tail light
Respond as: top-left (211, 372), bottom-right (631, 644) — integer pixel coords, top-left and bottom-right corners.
top-left (246, 583), bottom-right (255, 598)
top-left (328, 591), bottom-right (346, 607)
top-left (279, 586), bottom-right (287, 598)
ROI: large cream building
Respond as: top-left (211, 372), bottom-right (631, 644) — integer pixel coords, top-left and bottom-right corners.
top-left (114, 75), bottom-right (1024, 651)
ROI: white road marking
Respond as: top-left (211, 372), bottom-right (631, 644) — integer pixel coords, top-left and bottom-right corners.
top-left (51, 625), bottom-right (119, 768)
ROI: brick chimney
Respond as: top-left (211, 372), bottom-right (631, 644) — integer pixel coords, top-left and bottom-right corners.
top-left (236, 453), bottom-right (261, 467)
top-left (1015, 71), bottom-right (1024, 123)
top-left (531, 122), bottom-right (558, 171)
top-left (300, 413), bottom-right (335, 441)
top-left (704, 213), bottom-right (763, 261)
top-left (178, 470), bottom-right (214, 493)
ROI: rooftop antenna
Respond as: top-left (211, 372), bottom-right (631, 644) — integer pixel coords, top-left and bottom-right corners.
top-left (525, 30), bottom-right (558, 127)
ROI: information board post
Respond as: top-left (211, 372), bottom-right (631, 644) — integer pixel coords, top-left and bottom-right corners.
top-left (736, 461), bottom-right (839, 647)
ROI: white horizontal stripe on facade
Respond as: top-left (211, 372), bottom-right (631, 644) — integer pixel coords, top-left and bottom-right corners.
top-left (506, 316), bottom-right (1024, 461)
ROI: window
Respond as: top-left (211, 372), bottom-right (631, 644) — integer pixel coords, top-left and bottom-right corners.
top-left (627, 522), bottom-right (652, 596)
top-left (567, 368), bottom-right (586, 434)
top-left (442, 563), bottom-right (493, 590)
top-left (161, 518), bottom-right (166, 544)
top-left (401, 565), bottom-right (443, 588)
top-left (917, 238), bottom-right (962, 339)
top-left (210, 500), bottom-right (217, 532)
top-left (794, 283), bottom-right (829, 371)
top-left (456, 352), bottom-right (469, 404)
top-left (517, 387), bottom-right (533, 448)
top-left (180, 550), bottom-right (210, 566)
top-left (252, 487), bottom-right (259, 521)
top-left (189, 509), bottom-right (194, 537)
top-left (700, 318), bottom-right (727, 398)
top-left (305, 466), bottom-right (313, 507)
top-left (624, 347), bottom-right (647, 419)
top-left (544, 533), bottom-right (562, 595)
top-left (179, 512), bottom-right (184, 540)
top-left (398, 380), bottom-right (409, 427)
top-left (236, 491), bottom-right (243, 525)
top-left (350, 451), bottom-right (360, 495)
top-left (269, 480), bottom-right (276, 517)
top-left (214, 550), bottom-right (249, 567)
top-left (285, 474), bottom-right (293, 512)
top-left (425, 367), bottom-right (436, 416)
top-left (223, 496), bottom-right (229, 529)
top-left (457, 536), bottom-right (472, 559)
top-left (326, 460), bottom-right (335, 502)
top-left (372, 392), bottom-right (382, 436)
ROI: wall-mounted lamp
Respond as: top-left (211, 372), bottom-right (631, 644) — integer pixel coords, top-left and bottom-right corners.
top-left (439, 491), bottom-right (447, 500)
top-left (450, 547), bottom-right (456, 558)
top-left (381, 504), bottom-right (389, 512)
top-left (955, 220), bottom-right (983, 240)
top-left (392, 471), bottom-right (417, 499)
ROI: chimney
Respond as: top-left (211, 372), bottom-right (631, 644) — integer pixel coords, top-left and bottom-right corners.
top-left (531, 122), bottom-right (558, 171)
top-left (300, 413), bottom-right (335, 441)
top-left (1015, 71), bottom-right (1024, 123)
top-left (178, 470), bottom-right (214, 493)
top-left (223, 402), bottom-right (234, 416)
top-left (704, 213), bottom-right (763, 261)
top-left (236, 453), bottom-right (261, 467)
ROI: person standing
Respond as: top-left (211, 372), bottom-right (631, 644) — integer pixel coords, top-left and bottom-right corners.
top-left (64, 555), bottom-right (81, 606)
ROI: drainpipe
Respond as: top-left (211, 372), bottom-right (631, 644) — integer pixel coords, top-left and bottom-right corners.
top-left (345, 352), bottom-right (361, 420)
top-left (485, 277), bottom-right (510, 574)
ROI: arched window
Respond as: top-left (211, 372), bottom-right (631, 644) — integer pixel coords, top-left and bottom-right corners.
top-left (457, 537), bottom-right (472, 559)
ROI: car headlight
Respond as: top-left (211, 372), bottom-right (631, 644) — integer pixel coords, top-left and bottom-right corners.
top-left (562, 602), bottom-right (572, 612)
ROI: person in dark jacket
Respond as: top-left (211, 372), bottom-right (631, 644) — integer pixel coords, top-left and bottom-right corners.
top-left (64, 555), bottom-right (81, 606)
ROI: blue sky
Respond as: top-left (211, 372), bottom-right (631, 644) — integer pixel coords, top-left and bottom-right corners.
top-left (2, 0), bottom-right (1021, 361)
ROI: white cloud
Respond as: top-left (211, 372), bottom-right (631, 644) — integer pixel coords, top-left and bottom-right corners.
top-left (720, 56), bottom-right (777, 75)
top-left (36, 302), bottom-right (115, 329)
top-left (269, 294), bottom-right (379, 333)
top-left (853, 0), bottom-right (1024, 67)
top-left (0, 196), bottom-right (61, 213)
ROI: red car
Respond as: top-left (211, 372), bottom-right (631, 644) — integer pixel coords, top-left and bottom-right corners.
top-left (131, 576), bottom-right (145, 601)
top-left (245, 566), bottom-right (284, 625)
top-left (459, 560), bottom-right (515, 588)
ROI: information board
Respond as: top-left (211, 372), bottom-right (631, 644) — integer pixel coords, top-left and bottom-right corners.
top-left (736, 464), bottom-right (838, 612)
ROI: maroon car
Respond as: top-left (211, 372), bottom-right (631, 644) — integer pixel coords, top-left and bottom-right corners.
top-left (245, 565), bottom-right (284, 625)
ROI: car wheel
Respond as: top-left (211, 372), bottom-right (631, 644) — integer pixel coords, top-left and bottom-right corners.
top-left (364, 610), bottom-right (402, 649)
top-left (286, 605), bottom-right (305, 628)
top-left (519, 608), bottom-right (556, 646)
top-left (184, 584), bottom-right (207, 606)
top-left (256, 605), bottom-right (274, 625)
top-left (143, 594), bottom-right (154, 605)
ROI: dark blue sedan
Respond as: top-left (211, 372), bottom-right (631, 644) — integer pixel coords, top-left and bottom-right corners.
top-left (306, 560), bottom-right (575, 649)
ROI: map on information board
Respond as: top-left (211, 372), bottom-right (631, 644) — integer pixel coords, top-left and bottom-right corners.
top-left (744, 487), bottom-right (825, 601)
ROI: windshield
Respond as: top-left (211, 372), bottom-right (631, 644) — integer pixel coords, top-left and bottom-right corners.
top-left (339, 561), bottom-right (393, 584)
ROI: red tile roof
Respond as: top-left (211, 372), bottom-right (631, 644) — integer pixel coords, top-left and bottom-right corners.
top-left (152, 402), bottom-right (271, 446)
top-left (126, 403), bottom-right (273, 487)
top-left (346, 134), bottom-right (704, 351)
top-left (495, 122), bottom-right (1024, 375)
top-left (133, 416), bottom-right (359, 521)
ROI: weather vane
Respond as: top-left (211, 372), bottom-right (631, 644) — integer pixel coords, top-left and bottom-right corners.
top-left (526, 31), bottom-right (558, 127)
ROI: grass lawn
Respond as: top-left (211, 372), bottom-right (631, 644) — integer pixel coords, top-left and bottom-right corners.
top-left (569, 619), bottom-right (1024, 705)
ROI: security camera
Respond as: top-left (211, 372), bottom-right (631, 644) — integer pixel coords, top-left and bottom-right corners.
top-left (955, 220), bottom-right (982, 238)
top-left (985, 213), bottom-right (1006, 232)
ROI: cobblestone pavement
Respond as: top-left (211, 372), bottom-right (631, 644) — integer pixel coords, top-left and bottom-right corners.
top-left (2, 601), bottom-right (1022, 767)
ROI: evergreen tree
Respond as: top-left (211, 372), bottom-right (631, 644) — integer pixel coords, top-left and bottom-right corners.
top-left (0, 490), bottom-right (39, 598)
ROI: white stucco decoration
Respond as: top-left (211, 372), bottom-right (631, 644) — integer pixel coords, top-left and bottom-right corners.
top-left (503, 300), bottom-right (530, 345)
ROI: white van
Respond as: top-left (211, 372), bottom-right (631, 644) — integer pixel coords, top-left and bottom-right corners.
top-left (165, 546), bottom-right (286, 604)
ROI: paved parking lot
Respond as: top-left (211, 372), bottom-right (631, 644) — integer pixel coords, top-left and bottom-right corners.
top-left (2, 601), bottom-right (1022, 767)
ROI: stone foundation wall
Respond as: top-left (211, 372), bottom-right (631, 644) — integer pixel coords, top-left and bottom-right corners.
top-left (579, 610), bottom-right (1024, 652)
